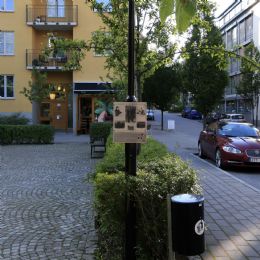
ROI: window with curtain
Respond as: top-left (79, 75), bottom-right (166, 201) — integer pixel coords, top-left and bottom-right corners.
top-left (0, 75), bottom-right (14, 98)
top-left (47, 0), bottom-right (65, 18)
top-left (239, 20), bottom-right (245, 44)
top-left (0, 0), bottom-right (14, 11)
top-left (0, 32), bottom-right (14, 55)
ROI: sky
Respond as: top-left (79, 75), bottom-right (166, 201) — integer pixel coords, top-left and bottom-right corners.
top-left (214, 0), bottom-right (236, 16)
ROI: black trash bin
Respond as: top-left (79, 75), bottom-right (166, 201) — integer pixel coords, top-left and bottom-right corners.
top-left (171, 194), bottom-right (205, 256)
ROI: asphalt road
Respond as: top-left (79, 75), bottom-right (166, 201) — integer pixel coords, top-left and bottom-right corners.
top-left (151, 110), bottom-right (260, 190)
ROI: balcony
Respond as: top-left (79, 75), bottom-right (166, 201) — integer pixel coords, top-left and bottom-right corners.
top-left (26, 5), bottom-right (78, 30)
top-left (26, 49), bottom-right (72, 71)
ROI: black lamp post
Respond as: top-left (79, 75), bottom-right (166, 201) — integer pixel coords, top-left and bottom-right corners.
top-left (125, 0), bottom-right (137, 259)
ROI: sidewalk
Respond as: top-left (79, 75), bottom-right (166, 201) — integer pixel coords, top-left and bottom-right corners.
top-left (150, 126), bottom-right (260, 259)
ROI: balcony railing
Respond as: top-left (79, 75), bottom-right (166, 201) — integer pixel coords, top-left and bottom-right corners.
top-left (26, 49), bottom-right (72, 71)
top-left (26, 5), bottom-right (78, 29)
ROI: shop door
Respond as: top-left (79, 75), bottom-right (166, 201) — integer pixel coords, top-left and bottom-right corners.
top-left (78, 96), bottom-right (93, 134)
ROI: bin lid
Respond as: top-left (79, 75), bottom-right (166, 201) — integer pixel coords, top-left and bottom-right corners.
top-left (171, 194), bottom-right (204, 204)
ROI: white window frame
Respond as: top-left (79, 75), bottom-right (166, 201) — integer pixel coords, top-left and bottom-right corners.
top-left (47, 0), bottom-right (65, 18)
top-left (0, 31), bottom-right (14, 55)
top-left (0, 0), bottom-right (14, 12)
top-left (0, 75), bottom-right (14, 99)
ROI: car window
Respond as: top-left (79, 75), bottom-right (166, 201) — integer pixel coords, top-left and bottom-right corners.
top-left (231, 115), bottom-right (244, 119)
top-left (218, 123), bottom-right (260, 137)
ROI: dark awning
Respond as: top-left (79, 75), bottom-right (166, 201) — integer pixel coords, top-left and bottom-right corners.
top-left (73, 82), bottom-right (114, 94)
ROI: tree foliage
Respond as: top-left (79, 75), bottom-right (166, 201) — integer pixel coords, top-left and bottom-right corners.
top-left (87, 0), bottom-right (177, 100)
top-left (183, 8), bottom-right (228, 127)
top-left (42, 36), bottom-right (87, 71)
top-left (143, 65), bottom-right (182, 130)
top-left (20, 69), bottom-right (49, 103)
top-left (236, 42), bottom-right (260, 126)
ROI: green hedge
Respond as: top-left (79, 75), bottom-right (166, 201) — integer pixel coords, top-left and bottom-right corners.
top-left (0, 113), bottom-right (30, 125)
top-left (0, 125), bottom-right (54, 144)
top-left (95, 135), bottom-right (168, 174)
top-left (89, 122), bottom-right (112, 141)
top-left (93, 138), bottom-right (201, 259)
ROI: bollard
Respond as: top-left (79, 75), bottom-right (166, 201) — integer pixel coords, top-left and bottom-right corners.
top-left (171, 194), bottom-right (205, 256)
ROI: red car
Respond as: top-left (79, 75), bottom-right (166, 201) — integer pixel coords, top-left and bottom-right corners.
top-left (198, 121), bottom-right (260, 168)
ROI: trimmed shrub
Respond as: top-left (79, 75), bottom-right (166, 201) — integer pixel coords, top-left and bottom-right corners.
top-left (95, 136), bottom-right (168, 174)
top-left (0, 113), bottom-right (30, 125)
top-left (93, 140), bottom-right (202, 259)
top-left (0, 125), bottom-right (54, 144)
top-left (89, 122), bottom-right (112, 142)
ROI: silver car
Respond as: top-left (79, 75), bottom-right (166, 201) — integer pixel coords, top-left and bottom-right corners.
top-left (221, 114), bottom-right (246, 122)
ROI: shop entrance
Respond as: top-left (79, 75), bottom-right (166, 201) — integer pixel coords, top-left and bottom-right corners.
top-left (77, 95), bottom-right (93, 134)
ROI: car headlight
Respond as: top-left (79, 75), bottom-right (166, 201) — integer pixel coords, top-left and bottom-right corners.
top-left (222, 145), bottom-right (242, 154)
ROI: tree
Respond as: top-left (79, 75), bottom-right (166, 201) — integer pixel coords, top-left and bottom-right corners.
top-left (143, 65), bottom-right (181, 130)
top-left (87, 0), bottom-right (177, 100)
top-left (183, 10), bottom-right (228, 128)
top-left (236, 42), bottom-right (260, 127)
top-left (20, 69), bottom-right (49, 124)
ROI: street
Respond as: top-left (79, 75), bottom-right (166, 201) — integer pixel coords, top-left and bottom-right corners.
top-left (149, 110), bottom-right (260, 190)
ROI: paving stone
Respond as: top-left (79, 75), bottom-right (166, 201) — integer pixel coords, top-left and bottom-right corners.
top-left (0, 143), bottom-right (96, 259)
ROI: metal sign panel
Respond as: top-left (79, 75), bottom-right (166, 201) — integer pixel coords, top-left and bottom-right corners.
top-left (113, 102), bottom-right (147, 143)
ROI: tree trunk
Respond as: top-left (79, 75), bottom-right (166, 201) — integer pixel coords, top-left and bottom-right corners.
top-left (32, 101), bottom-right (40, 125)
top-left (161, 110), bottom-right (164, 130)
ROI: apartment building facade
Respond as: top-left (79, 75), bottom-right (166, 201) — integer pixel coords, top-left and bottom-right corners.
top-left (216, 0), bottom-right (260, 122)
top-left (0, 0), bottom-right (112, 133)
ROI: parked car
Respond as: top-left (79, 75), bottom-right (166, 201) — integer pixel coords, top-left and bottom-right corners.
top-left (187, 109), bottom-right (202, 120)
top-left (198, 121), bottom-right (260, 169)
top-left (181, 107), bottom-right (193, 118)
top-left (147, 110), bottom-right (155, 120)
top-left (221, 113), bottom-right (246, 122)
top-left (205, 112), bottom-right (225, 124)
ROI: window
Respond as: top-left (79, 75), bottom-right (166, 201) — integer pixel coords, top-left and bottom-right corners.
top-left (93, 31), bottom-right (112, 56)
top-left (227, 30), bottom-right (232, 50)
top-left (0, 0), bottom-right (14, 11)
top-left (0, 32), bottom-right (14, 55)
top-left (239, 20), bottom-right (245, 43)
top-left (47, 0), bottom-right (65, 17)
top-left (245, 15), bottom-right (253, 41)
top-left (0, 75), bottom-right (14, 98)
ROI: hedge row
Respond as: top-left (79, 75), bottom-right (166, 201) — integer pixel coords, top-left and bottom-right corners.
top-left (0, 125), bottom-right (54, 144)
top-left (0, 113), bottom-right (30, 125)
top-left (93, 136), bottom-right (202, 260)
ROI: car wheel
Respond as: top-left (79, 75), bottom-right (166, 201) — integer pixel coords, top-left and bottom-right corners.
top-left (215, 149), bottom-right (225, 169)
top-left (198, 142), bottom-right (206, 158)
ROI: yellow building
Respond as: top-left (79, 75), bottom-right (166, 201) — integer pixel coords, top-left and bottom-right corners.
top-left (0, 0), bottom-right (112, 133)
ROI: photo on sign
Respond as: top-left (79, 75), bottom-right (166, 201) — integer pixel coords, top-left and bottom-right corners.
top-left (114, 106), bottom-right (122, 117)
top-left (136, 107), bottom-right (145, 116)
top-left (137, 122), bottom-right (146, 128)
top-left (126, 106), bottom-right (136, 123)
top-left (128, 125), bottom-right (134, 131)
top-left (115, 121), bottom-right (125, 129)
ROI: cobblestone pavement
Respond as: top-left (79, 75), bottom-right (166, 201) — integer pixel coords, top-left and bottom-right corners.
top-left (0, 142), bottom-right (97, 260)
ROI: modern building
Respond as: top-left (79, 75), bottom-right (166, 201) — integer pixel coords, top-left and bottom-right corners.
top-left (0, 0), bottom-right (113, 134)
top-left (216, 0), bottom-right (260, 123)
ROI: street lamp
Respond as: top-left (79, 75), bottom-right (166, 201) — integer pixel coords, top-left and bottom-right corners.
top-left (125, 0), bottom-right (137, 259)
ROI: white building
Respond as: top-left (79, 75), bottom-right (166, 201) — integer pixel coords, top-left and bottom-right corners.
top-left (216, 0), bottom-right (260, 123)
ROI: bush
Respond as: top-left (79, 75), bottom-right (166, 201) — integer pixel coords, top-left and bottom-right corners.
top-left (95, 136), bottom-right (168, 174)
top-left (0, 113), bottom-right (30, 125)
top-left (89, 122), bottom-right (112, 142)
top-left (93, 141), bottom-right (201, 259)
top-left (0, 124), bottom-right (54, 144)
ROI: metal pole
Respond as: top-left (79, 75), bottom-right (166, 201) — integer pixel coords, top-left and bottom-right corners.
top-left (125, 0), bottom-right (137, 259)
